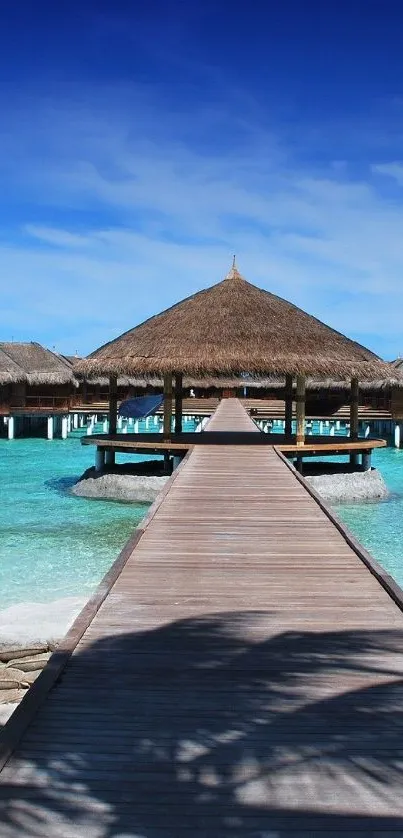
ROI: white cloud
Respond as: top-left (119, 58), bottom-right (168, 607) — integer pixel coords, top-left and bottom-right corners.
top-left (1, 90), bottom-right (403, 357)
top-left (372, 162), bottom-right (403, 186)
top-left (24, 226), bottom-right (91, 248)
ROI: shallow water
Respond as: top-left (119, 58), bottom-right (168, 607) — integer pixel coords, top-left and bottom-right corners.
top-left (1, 432), bottom-right (403, 611)
top-left (336, 446), bottom-right (403, 588)
top-left (0, 435), bottom-right (150, 608)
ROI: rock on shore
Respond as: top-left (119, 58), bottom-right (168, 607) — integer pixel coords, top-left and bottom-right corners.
top-left (0, 597), bottom-right (88, 718)
top-left (72, 471), bottom-right (169, 503)
top-left (71, 461), bottom-right (169, 503)
top-left (305, 468), bottom-right (388, 503)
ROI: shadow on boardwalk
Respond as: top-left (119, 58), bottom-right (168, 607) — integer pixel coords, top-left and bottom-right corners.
top-left (1, 611), bottom-right (403, 836)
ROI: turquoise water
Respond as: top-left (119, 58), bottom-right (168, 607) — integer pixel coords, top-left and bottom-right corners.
top-left (336, 447), bottom-right (403, 587)
top-left (0, 436), bottom-right (151, 608)
top-left (1, 429), bottom-right (403, 610)
top-left (0, 415), bottom-right (197, 610)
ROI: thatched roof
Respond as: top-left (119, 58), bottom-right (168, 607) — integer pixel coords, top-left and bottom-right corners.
top-left (81, 371), bottom-right (403, 392)
top-left (305, 374), bottom-right (403, 392)
top-left (0, 348), bottom-right (27, 385)
top-left (62, 354), bottom-right (81, 365)
top-left (80, 374), bottom-right (282, 389)
top-left (0, 342), bottom-right (76, 385)
top-left (76, 263), bottom-right (393, 381)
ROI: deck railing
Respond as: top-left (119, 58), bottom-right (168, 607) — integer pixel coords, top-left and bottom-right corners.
top-left (8, 396), bottom-right (72, 412)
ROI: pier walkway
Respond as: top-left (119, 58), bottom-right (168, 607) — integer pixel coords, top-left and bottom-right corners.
top-left (1, 400), bottom-right (403, 835)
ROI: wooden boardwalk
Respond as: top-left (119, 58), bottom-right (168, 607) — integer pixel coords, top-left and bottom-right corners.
top-left (1, 399), bottom-right (403, 836)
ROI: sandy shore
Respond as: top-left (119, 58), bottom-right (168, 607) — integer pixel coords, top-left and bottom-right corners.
top-left (0, 596), bottom-right (87, 648)
top-left (0, 597), bottom-right (88, 721)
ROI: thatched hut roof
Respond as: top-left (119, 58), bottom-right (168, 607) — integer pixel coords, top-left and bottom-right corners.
top-left (76, 263), bottom-right (393, 381)
top-left (0, 342), bottom-right (76, 385)
top-left (0, 348), bottom-right (26, 385)
top-left (80, 374), bottom-right (282, 389)
top-left (81, 371), bottom-right (403, 392)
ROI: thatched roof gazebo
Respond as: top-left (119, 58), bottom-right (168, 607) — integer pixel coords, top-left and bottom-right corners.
top-left (76, 262), bottom-right (393, 460)
top-left (77, 262), bottom-right (390, 380)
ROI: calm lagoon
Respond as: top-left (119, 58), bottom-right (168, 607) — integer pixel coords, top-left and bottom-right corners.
top-left (0, 438), bottom-right (403, 612)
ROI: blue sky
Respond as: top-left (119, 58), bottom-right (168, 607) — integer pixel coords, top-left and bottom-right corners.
top-left (1, 1), bottom-right (403, 358)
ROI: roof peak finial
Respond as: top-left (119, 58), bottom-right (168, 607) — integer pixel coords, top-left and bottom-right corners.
top-left (225, 255), bottom-right (243, 280)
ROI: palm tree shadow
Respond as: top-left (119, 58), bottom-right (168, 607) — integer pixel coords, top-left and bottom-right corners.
top-left (1, 611), bottom-right (403, 836)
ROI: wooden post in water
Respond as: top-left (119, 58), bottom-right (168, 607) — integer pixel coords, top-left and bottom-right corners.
top-left (296, 375), bottom-right (306, 448)
top-left (163, 373), bottom-right (173, 436)
top-left (174, 373), bottom-right (183, 435)
top-left (284, 374), bottom-right (293, 440)
top-left (109, 375), bottom-right (118, 435)
top-left (163, 373), bottom-right (173, 474)
top-left (350, 377), bottom-right (359, 466)
top-left (106, 375), bottom-right (118, 466)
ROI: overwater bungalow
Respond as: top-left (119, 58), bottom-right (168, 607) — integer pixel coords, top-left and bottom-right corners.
top-left (0, 342), bottom-right (77, 438)
top-left (75, 261), bottom-right (398, 468)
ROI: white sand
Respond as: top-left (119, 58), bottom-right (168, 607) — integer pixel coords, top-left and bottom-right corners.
top-left (0, 702), bottom-right (19, 725)
top-left (0, 596), bottom-right (87, 647)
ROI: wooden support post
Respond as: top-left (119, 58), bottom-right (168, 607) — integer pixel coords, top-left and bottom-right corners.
top-left (350, 377), bottom-right (359, 467)
top-left (284, 374), bottom-right (293, 440)
top-left (163, 451), bottom-right (171, 475)
top-left (174, 373), bottom-right (183, 435)
top-left (108, 375), bottom-right (117, 467)
top-left (109, 375), bottom-right (118, 435)
top-left (95, 447), bottom-right (105, 473)
top-left (362, 449), bottom-right (372, 471)
top-left (8, 416), bottom-right (15, 440)
top-left (295, 375), bottom-right (306, 447)
top-left (163, 373), bottom-right (173, 437)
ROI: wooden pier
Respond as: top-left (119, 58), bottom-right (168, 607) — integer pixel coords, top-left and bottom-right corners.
top-left (1, 400), bottom-right (403, 835)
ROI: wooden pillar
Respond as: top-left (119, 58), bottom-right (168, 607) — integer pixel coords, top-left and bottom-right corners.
top-left (163, 373), bottom-right (173, 437)
top-left (362, 449), bottom-right (372, 471)
top-left (95, 447), bottom-right (105, 473)
top-left (350, 377), bottom-right (359, 440)
top-left (109, 375), bottom-right (118, 435)
top-left (284, 374), bottom-right (293, 440)
top-left (295, 375), bottom-right (306, 447)
top-left (174, 373), bottom-right (183, 435)
top-left (107, 375), bottom-right (117, 467)
top-left (350, 377), bottom-right (359, 466)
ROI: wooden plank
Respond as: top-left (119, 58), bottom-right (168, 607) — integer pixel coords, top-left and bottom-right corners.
top-left (82, 432), bottom-right (386, 454)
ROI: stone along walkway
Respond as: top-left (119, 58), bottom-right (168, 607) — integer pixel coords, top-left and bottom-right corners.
top-left (1, 400), bottom-right (403, 836)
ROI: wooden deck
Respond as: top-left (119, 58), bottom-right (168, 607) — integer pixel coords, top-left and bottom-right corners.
top-left (69, 397), bottom-right (395, 422)
top-left (1, 399), bottom-right (403, 835)
top-left (82, 431), bottom-right (386, 460)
